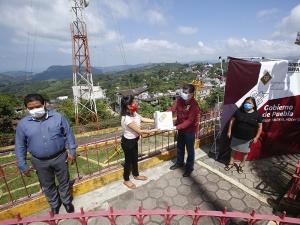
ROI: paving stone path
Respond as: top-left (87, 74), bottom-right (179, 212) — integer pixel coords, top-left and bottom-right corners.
top-left (46, 144), bottom-right (300, 225)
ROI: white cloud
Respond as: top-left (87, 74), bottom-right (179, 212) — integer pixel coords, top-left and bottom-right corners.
top-left (146, 10), bottom-right (167, 26)
top-left (177, 26), bottom-right (198, 35)
top-left (99, 0), bottom-right (168, 26)
top-left (257, 7), bottom-right (279, 19)
top-left (272, 4), bottom-right (300, 40)
top-left (121, 38), bottom-right (217, 65)
top-left (126, 38), bottom-right (182, 52)
top-left (198, 41), bottom-right (204, 47)
top-left (226, 38), bottom-right (247, 48)
top-left (58, 48), bottom-right (71, 54)
top-left (105, 0), bottom-right (131, 19)
top-left (0, 1), bottom-right (71, 46)
top-left (0, 1), bottom-right (299, 72)
top-left (217, 38), bottom-right (298, 59)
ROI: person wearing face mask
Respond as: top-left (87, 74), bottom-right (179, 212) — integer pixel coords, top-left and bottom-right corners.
top-left (14, 93), bottom-right (76, 214)
top-left (120, 95), bottom-right (160, 189)
top-left (225, 97), bottom-right (262, 173)
top-left (167, 84), bottom-right (200, 177)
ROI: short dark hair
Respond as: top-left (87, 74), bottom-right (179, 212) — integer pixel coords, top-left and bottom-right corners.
top-left (183, 84), bottom-right (195, 94)
top-left (239, 96), bottom-right (258, 111)
top-left (24, 94), bottom-right (45, 107)
top-left (120, 95), bottom-right (135, 116)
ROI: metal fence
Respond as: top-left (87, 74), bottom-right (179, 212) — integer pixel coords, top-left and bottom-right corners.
top-left (2, 206), bottom-right (300, 225)
top-left (0, 109), bottom-right (221, 148)
top-left (281, 160), bottom-right (300, 207)
top-left (198, 109), bottom-right (221, 138)
top-left (2, 109), bottom-right (300, 224)
top-left (0, 131), bottom-right (177, 210)
top-left (0, 110), bottom-right (220, 210)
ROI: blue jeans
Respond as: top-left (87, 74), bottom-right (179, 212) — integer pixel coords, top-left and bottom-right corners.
top-left (175, 131), bottom-right (196, 172)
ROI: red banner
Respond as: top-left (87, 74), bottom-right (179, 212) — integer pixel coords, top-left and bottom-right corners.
top-left (218, 57), bottom-right (300, 160)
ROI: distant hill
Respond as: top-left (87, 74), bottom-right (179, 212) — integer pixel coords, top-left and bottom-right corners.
top-left (0, 62), bottom-right (186, 98)
top-left (283, 56), bottom-right (299, 60)
top-left (0, 71), bottom-right (35, 85)
top-left (31, 65), bottom-right (103, 81)
top-left (94, 62), bottom-right (184, 79)
top-left (96, 63), bottom-right (153, 73)
top-left (96, 62), bottom-right (214, 73)
top-left (2, 71), bottom-right (34, 78)
top-left (186, 60), bottom-right (217, 65)
top-left (0, 66), bottom-right (103, 85)
top-left (0, 74), bottom-right (15, 85)
top-left (1, 61), bottom-right (210, 85)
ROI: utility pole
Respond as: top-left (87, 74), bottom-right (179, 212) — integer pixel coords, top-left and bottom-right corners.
top-left (69, 0), bottom-right (98, 126)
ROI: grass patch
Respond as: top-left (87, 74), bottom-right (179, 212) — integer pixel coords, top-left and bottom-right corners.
top-left (0, 154), bottom-right (18, 164)
top-left (0, 155), bottom-right (41, 206)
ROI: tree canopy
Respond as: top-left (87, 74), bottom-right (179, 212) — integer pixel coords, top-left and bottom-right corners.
top-left (0, 94), bottom-right (20, 137)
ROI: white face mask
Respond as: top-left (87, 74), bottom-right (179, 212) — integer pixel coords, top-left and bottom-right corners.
top-left (28, 107), bottom-right (46, 118)
top-left (181, 93), bottom-right (189, 101)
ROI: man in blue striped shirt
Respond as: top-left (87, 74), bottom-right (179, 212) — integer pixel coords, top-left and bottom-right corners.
top-left (15, 94), bottom-right (76, 214)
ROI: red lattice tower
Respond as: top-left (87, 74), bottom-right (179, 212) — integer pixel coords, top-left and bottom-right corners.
top-left (69, 0), bottom-right (98, 126)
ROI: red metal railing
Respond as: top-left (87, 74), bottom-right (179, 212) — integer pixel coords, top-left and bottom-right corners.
top-left (283, 160), bottom-right (300, 206)
top-left (198, 109), bottom-right (221, 138)
top-left (2, 206), bottom-right (300, 225)
top-left (0, 110), bottom-right (221, 210)
top-left (0, 131), bottom-right (177, 210)
top-left (0, 109), bottom-right (221, 148)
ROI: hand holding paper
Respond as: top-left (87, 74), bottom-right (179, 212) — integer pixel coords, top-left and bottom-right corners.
top-left (161, 126), bottom-right (176, 131)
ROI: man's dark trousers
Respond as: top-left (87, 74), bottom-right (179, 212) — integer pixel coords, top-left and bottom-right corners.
top-left (175, 131), bottom-right (196, 172)
top-left (30, 151), bottom-right (71, 208)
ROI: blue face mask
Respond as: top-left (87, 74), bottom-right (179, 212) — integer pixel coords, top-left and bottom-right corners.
top-left (181, 93), bottom-right (189, 101)
top-left (244, 103), bottom-right (253, 110)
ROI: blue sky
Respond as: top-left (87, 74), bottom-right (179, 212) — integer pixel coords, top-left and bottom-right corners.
top-left (0, 0), bottom-right (300, 73)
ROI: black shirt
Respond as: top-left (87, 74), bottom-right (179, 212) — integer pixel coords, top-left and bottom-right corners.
top-left (232, 108), bottom-right (262, 140)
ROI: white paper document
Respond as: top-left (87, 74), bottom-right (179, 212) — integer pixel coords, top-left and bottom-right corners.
top-left (154, 111), bottom-right (174, 130)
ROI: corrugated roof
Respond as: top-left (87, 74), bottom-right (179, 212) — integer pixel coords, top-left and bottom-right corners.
top-left (117, 87), bottom-right (148, 96)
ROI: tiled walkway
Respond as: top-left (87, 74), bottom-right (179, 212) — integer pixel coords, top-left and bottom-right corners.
top-left (34, 144), bottom-right (300, 224)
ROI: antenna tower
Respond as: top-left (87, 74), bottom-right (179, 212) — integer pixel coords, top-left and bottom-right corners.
top-left (69, 0), bottom-right (98, 126)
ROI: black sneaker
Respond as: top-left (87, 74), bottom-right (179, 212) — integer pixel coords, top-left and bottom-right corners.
top-left (170, 164), bottom-right (181, 170)
top-left (182, 171), bottom-right (192, 177)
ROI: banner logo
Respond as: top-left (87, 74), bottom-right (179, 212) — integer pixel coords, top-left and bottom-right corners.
top-left (260, 72), bottom-right (272, 85)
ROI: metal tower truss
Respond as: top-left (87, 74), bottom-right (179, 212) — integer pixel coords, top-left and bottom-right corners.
top-left (69, 0), bottom-right (98, 126)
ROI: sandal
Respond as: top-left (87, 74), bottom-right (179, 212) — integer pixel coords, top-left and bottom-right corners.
top-left (224, 164), bottom-right (234, 171)
top-left (238, 164), bottom-right (245, 174)
top-left (123, 181), bottom-right (136, 189)
top-left (133, 175), bottom-right (148, 181)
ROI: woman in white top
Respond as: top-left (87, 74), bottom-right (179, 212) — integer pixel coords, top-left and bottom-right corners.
top-left (120, 95), bottom-right (159, 189)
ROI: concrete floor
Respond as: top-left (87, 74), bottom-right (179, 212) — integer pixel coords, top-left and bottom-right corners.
top-left (29, 143), bottom-right (300, 225)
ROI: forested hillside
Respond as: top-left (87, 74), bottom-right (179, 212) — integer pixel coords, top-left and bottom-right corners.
top-left (0, 61), bottom-right (227, 139)
top-left (0, 62), bottom-right (210, 100)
